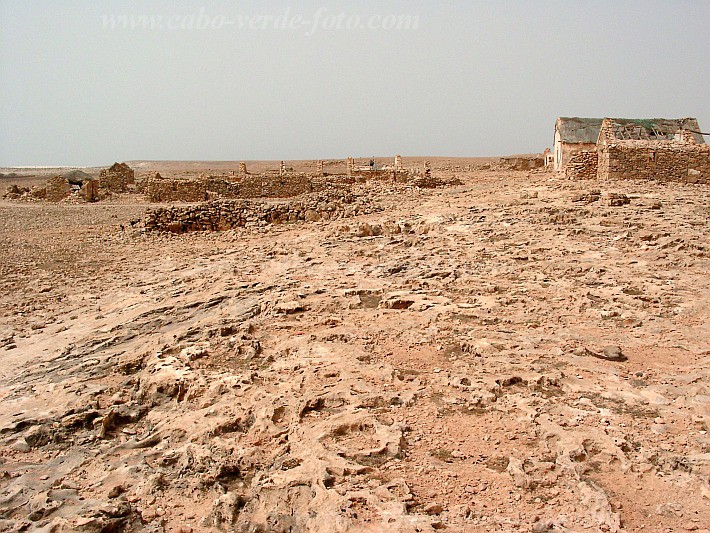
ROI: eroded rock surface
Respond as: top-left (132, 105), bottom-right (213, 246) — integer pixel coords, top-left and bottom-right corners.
top-left (1, 166), bottom-right (709, 532)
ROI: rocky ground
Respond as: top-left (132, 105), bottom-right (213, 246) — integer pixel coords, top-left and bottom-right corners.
top-left (0, 166), bottom-right (708, 532)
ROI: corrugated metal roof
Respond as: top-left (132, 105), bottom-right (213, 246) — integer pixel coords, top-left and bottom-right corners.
top-left (556, 117), bottom-right (704, 144)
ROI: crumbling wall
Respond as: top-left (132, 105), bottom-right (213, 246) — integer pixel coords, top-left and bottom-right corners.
top-left (500, 156), bottom-right (545, 171)
top-left (45, 175), bottom-right (71, 202)
top-left (349, 169), bottom-right (397, 181)
top-left (237, 173), bottom-right (315, 198)
top-left (565, 151), bottom-right (598, 180)
top-left (559, 143), bottom-right (597, 171)
top-left (143, 174), bottom-right (318, 203)
top-left (143, 165), bottom-right (434, 204)
top-left (4, 185), bottom-right (46, 201)
top-left (143, 188), bottom-right (380, 233)
top-left (144, 178), bottom-right (210, 202)
top-left (597, 142), bottom-right (710, 184)
top-left (99, 162), bottom-right (135, 192)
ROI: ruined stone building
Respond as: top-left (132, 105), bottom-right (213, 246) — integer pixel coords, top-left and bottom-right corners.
top-left (553, 117), bottom-right (704, 172)
top-left (45, 175), bottom-right (72, 202)
top-left (555, 117), bottom-right (708, 183)
top-left (99, 162), bottom-right (135, 192)
top-left (596, 118), bottom-right (708, 183)
top-left (553, 117), bottom-right (604, 171)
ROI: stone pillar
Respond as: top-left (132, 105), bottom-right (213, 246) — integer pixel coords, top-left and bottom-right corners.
top-left (317, 160), bottom-right (324, 177)
top-left (280, 161), bottom-right (286, 176)
top-left (346, 157), bottom-right (354, 176)
top-left (424, 160), bottom-right (431, 178)
top-left (81, 179), bottom-right (99, 203)
top-left (238, 161), bottom-right (247, 177)
top-left (394, 154), bottom-right (402, 170)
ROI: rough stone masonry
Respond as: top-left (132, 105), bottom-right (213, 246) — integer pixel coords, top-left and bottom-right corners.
top-left (143, 187), bottom-right (381, 233)
top-left (99, 162), bottom-right (135, 192)
top-left (597, 141), bottom-right (710, 183)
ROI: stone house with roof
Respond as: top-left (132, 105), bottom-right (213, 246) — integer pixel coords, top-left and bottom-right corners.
top-left (554, 117), bottom-right (708, 183)
top-left (553, 117), bottom-right (603, 171)
top-left (596, 118), bottom-right (708, 183)
top-left (553, 117), bottom-right (704, 172)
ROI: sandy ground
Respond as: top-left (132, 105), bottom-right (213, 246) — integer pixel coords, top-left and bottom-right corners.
top-left (0, 163), bottom-right (709, 532)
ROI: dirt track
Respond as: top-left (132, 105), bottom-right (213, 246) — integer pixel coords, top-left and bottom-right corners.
top-left (1, 166), bottom-right (709, 532)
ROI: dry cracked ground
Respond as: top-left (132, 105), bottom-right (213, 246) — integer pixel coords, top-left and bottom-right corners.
top-left (0, 167), bottom-right (709, 532)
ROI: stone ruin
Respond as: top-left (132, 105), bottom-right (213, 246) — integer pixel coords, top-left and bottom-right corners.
top-left (45, 175), bottom-right (72, 202)
top-left (7, 172), bottom-right (100, 203)
top-left (99, 162), bottom-right (135, 192)
top-left (564, 118), bottom-right (709, 184)
top-left (342, 156), bottom-right (419, 182)
top-left (2, 184), bottom-right (41, 201)
top-left (143, 157), bottom-right (433, 203)
top-left (499, 155), bottom-right (545, 171)
top-left (14, 165), bottom-right (122, 203)
top-left (4, 157), bottom-right (451, 206)
top-left (564, 151), bottom-right (598, 180)
top-left (143, 187), bottom-right (380, 233)
top-left (144, 173), bottom-right (318, 203)
top-left (80, 178), bottom-right (100, 202)
top-left (140, 155), bottom-right (461, 233)
top-left (596, 118), bottom-right (709, 183)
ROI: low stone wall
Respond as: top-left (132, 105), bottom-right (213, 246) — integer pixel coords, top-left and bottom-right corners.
top-left (500, 156), bottom-right (545, 171)
top-left (143, 188), bottom-right (380, 233)
top-left (565, 151), bottom-right (598, 180)
top-left (238, 173), bottom-right (315, 198)
top-left (143, 170), bottom-right (428, 203)
top-left (144, 174), bottom-right (319, 202)
top-left (598, 142), bottom-right (710, 184)
top-left (144, 178), bottom-right (217, 202)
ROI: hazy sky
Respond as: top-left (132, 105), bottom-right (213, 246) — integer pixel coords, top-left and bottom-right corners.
top-left (1, 0), bottom-right (708, 166)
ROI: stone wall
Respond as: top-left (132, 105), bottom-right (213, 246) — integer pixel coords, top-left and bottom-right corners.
top-left (349, 169), bottom-right (405, 181)
top-left (559, 143), bottom-right (597, 171)
top-left (143, 188), bottom-right (380, 233)
top-left (45, 175), bottom-right (72, 202)
top-left (565, 151), bottom-right (598, 180)
top-left (598, 142), bottom-right (710, 184)
top-left (500, 156), bottom-right (545, 171)
top-left (143, 170), bottom-right (426, 203)
top-left (144, 178), bottom-right (211, 202)
top-left (143, 174), bottom-right (318, 203)
top-left (99, 162), bottom-right (135, 192)
top-left (238, 173), bottom-right (315, 198)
